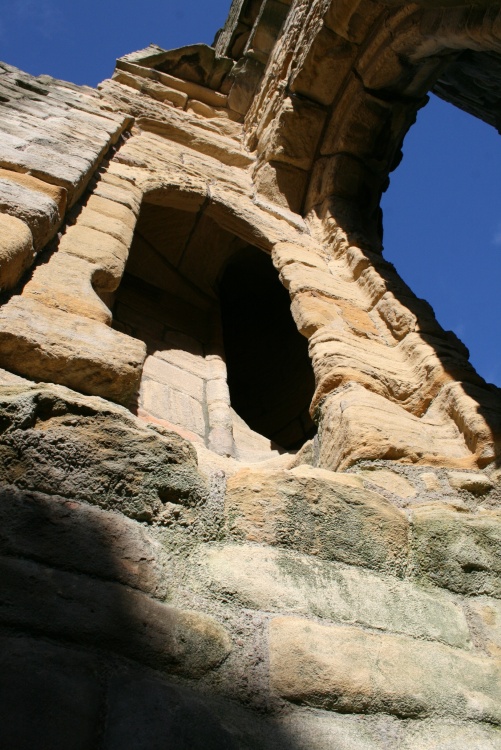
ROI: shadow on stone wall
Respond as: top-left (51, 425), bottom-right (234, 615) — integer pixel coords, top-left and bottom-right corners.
top-left (0, 483), bottom-right (305, 750)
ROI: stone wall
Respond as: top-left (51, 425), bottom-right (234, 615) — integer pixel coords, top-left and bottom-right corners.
top-left (1, 1), bottom-right (501, 747)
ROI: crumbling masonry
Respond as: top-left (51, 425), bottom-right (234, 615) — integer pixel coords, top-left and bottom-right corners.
top-left (1, 1), bottom-right (501, 747)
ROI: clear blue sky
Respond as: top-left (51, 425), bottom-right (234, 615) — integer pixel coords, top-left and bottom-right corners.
top-left (1, 0), bottom-right (500, 386)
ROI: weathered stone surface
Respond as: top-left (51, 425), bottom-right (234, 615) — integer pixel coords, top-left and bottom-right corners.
top-left (399, 720), bottom-right (501, 750)
top-left (270, 617), bottom-right (501, 722)
top-left (1, 555), bottom-right (231, 677)
top-left (0, 486), bottom-right (168, 597)
top-left (410, 504), bottom-right (501, 598)
top-left (0, 212), bottom-right (34, 290)
top-left (59, 223), bottom-right (129, 292)
top-left (259, 96), bottom-right (326, 171)
top-left (279, 712), bottom-right (501, 750)
top-left (204, 544), bottom-right (470, 647)
top-left (225, 465), bottom-right (409, 574)
top-left (317, 385), bottom-right (474, 471)
top-left (23, 251), bottom-right (112, 323)
top-left (140, 378), bottom-right (206, 438)
top-left (0, 384), bottom-right (208, 521)
top-left (0, 174), bottom-right (62, 250)
top-left (467, 596), bottom-right (501, 657)
top-left (447, 470), bottom-right (495, 494)
top-left (0, 66), bottom-right (130, 205)
top-left (0, 296), bottom-right (145, 404)
top-left (358, 468), bottom-right (417, 498)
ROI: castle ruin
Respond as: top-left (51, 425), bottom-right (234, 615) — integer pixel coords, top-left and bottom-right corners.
top-left (1, 0), bottom-right (501, 747)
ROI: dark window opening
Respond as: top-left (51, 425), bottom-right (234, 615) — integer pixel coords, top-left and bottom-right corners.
top-left (112, 200), bottom-right (316, 454)
top-left (219, 247), bottom-right (316, 451)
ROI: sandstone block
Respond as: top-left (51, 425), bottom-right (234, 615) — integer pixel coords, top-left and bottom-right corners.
top-left (0, 296), bottom-right (145, 405)
top-left (1, 556), bottom-right (231, 677)
top-left (253, 160), bottom-right (308, 214)
top-left (467, 597), bottom-right (501, 657)
top-left (59, 224), bottom-right (129, 292)
top-left (112, 70), bottom-right (189, 108)
top-left (142, 355), bottom-right (204, 401)
top-left (136, 116), bottom-right (252, 168)
top-left (0, 213), bottom-right (34, 290)
top-left (85, 194), bottom-right (137, 229)
top-left (0, 176), bottom-right (61, 250)
top-left (225, 465), bottom-right (408, 574)
top-left (0, 167), bottom-right (67, 216)
top-left (0, 486), bottom-right (168, 597)
top-left (203, 544), bottom-right (470, 647)
top-left (271, 242), bottom-right (327, 273)
top-left (290, 26), bottom-right (356, 106)
top-left (259, 96), bottom-right (326, 171)
top-left (140, 379), bottom-right (206, 438)
top-left (269, 617), bottom-right (501, 722)
top-left (447, 470), bottom-right (494, 494)
top-left (92, 179), bottom-right (142, 214)
top-left (290, 291), bottom-right (343, 337)
top-left (23, 251), bottom-right (112, 323)
top-left (0, 383), bottom-right (208, 521)
top-left (317, 384), bottom-right (473, 471)
top-left (410, 504), bottom-right (501, 597)
top-left (76, 207), bottom-right (135, 247)
top-left (358, 469), bottom-right (416, 498)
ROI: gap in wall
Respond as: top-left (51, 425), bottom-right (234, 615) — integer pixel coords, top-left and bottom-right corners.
top-left (381, 93), bottom-right (501, 387)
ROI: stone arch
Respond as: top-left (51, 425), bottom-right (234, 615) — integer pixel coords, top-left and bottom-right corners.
top-left (243, 0), bottom-right (501, 470)
top-left (110, 180), bottom-right (317, 460)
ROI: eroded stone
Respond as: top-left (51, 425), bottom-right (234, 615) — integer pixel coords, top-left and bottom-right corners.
top-left (270, 617), bottom-right (501, 722)
top-left (225, 466), bottom-right (409, 574)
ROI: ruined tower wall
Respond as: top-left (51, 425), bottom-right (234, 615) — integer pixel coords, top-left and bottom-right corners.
top-left (0, 1), bottom-right (501, 748)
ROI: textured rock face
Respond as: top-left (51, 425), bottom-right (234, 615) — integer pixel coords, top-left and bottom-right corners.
top-left (225, 465), bottom-right (409, 573)
top-left (1, 1), bottom-right (501, 748)
top-left (0, 384), bottom-right (208, 520)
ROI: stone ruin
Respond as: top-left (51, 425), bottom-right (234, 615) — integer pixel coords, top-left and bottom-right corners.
top-left (1, 0), bottom-right (501, 747)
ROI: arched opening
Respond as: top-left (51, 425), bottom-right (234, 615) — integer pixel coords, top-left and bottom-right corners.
top-left (220, 247), bottom-right (316, 450)
top-left (111, 196), bottom-right (316, 460)
top-left (381, 92), bottom-right (501, 387)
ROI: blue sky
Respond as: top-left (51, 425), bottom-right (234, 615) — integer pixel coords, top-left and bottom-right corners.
top-left (1, 0), bottom-right (500, 386)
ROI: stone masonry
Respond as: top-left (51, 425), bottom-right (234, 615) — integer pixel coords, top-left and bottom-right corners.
top-left (0, 1), bottom-right (501, 748)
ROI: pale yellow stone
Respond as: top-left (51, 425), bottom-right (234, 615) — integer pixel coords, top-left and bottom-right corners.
top-left (0, 296), bottom-right (145, 404)
top-left (359, 469), bottom-right (416, 498)
top-left (140, 379), bottom-right (206, 437)
top-left (0, 168), bottom-right (67, 218)
top-left (58, 224), bottom-right (129, 292)
top-left (76, 207), bottom-right (134, 247)
top-left (0, 213), bottom-right (34, 290)
top-left (22, 252), bottom-right (112, 324)
top-left (447, 471), bottom-right (495, 495)
top-left (269, 617), bottom-right (501, 722)
top-left (420, 472), bottom-right (442, 492)
top-left (226, 465), bottom-right (408, 574)
top-left (317, 384), bottom-right (474, 472)
top-left (142, 355), bottom-right (204, 401)
top-left (85, 194), bottom-right (137, 230)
